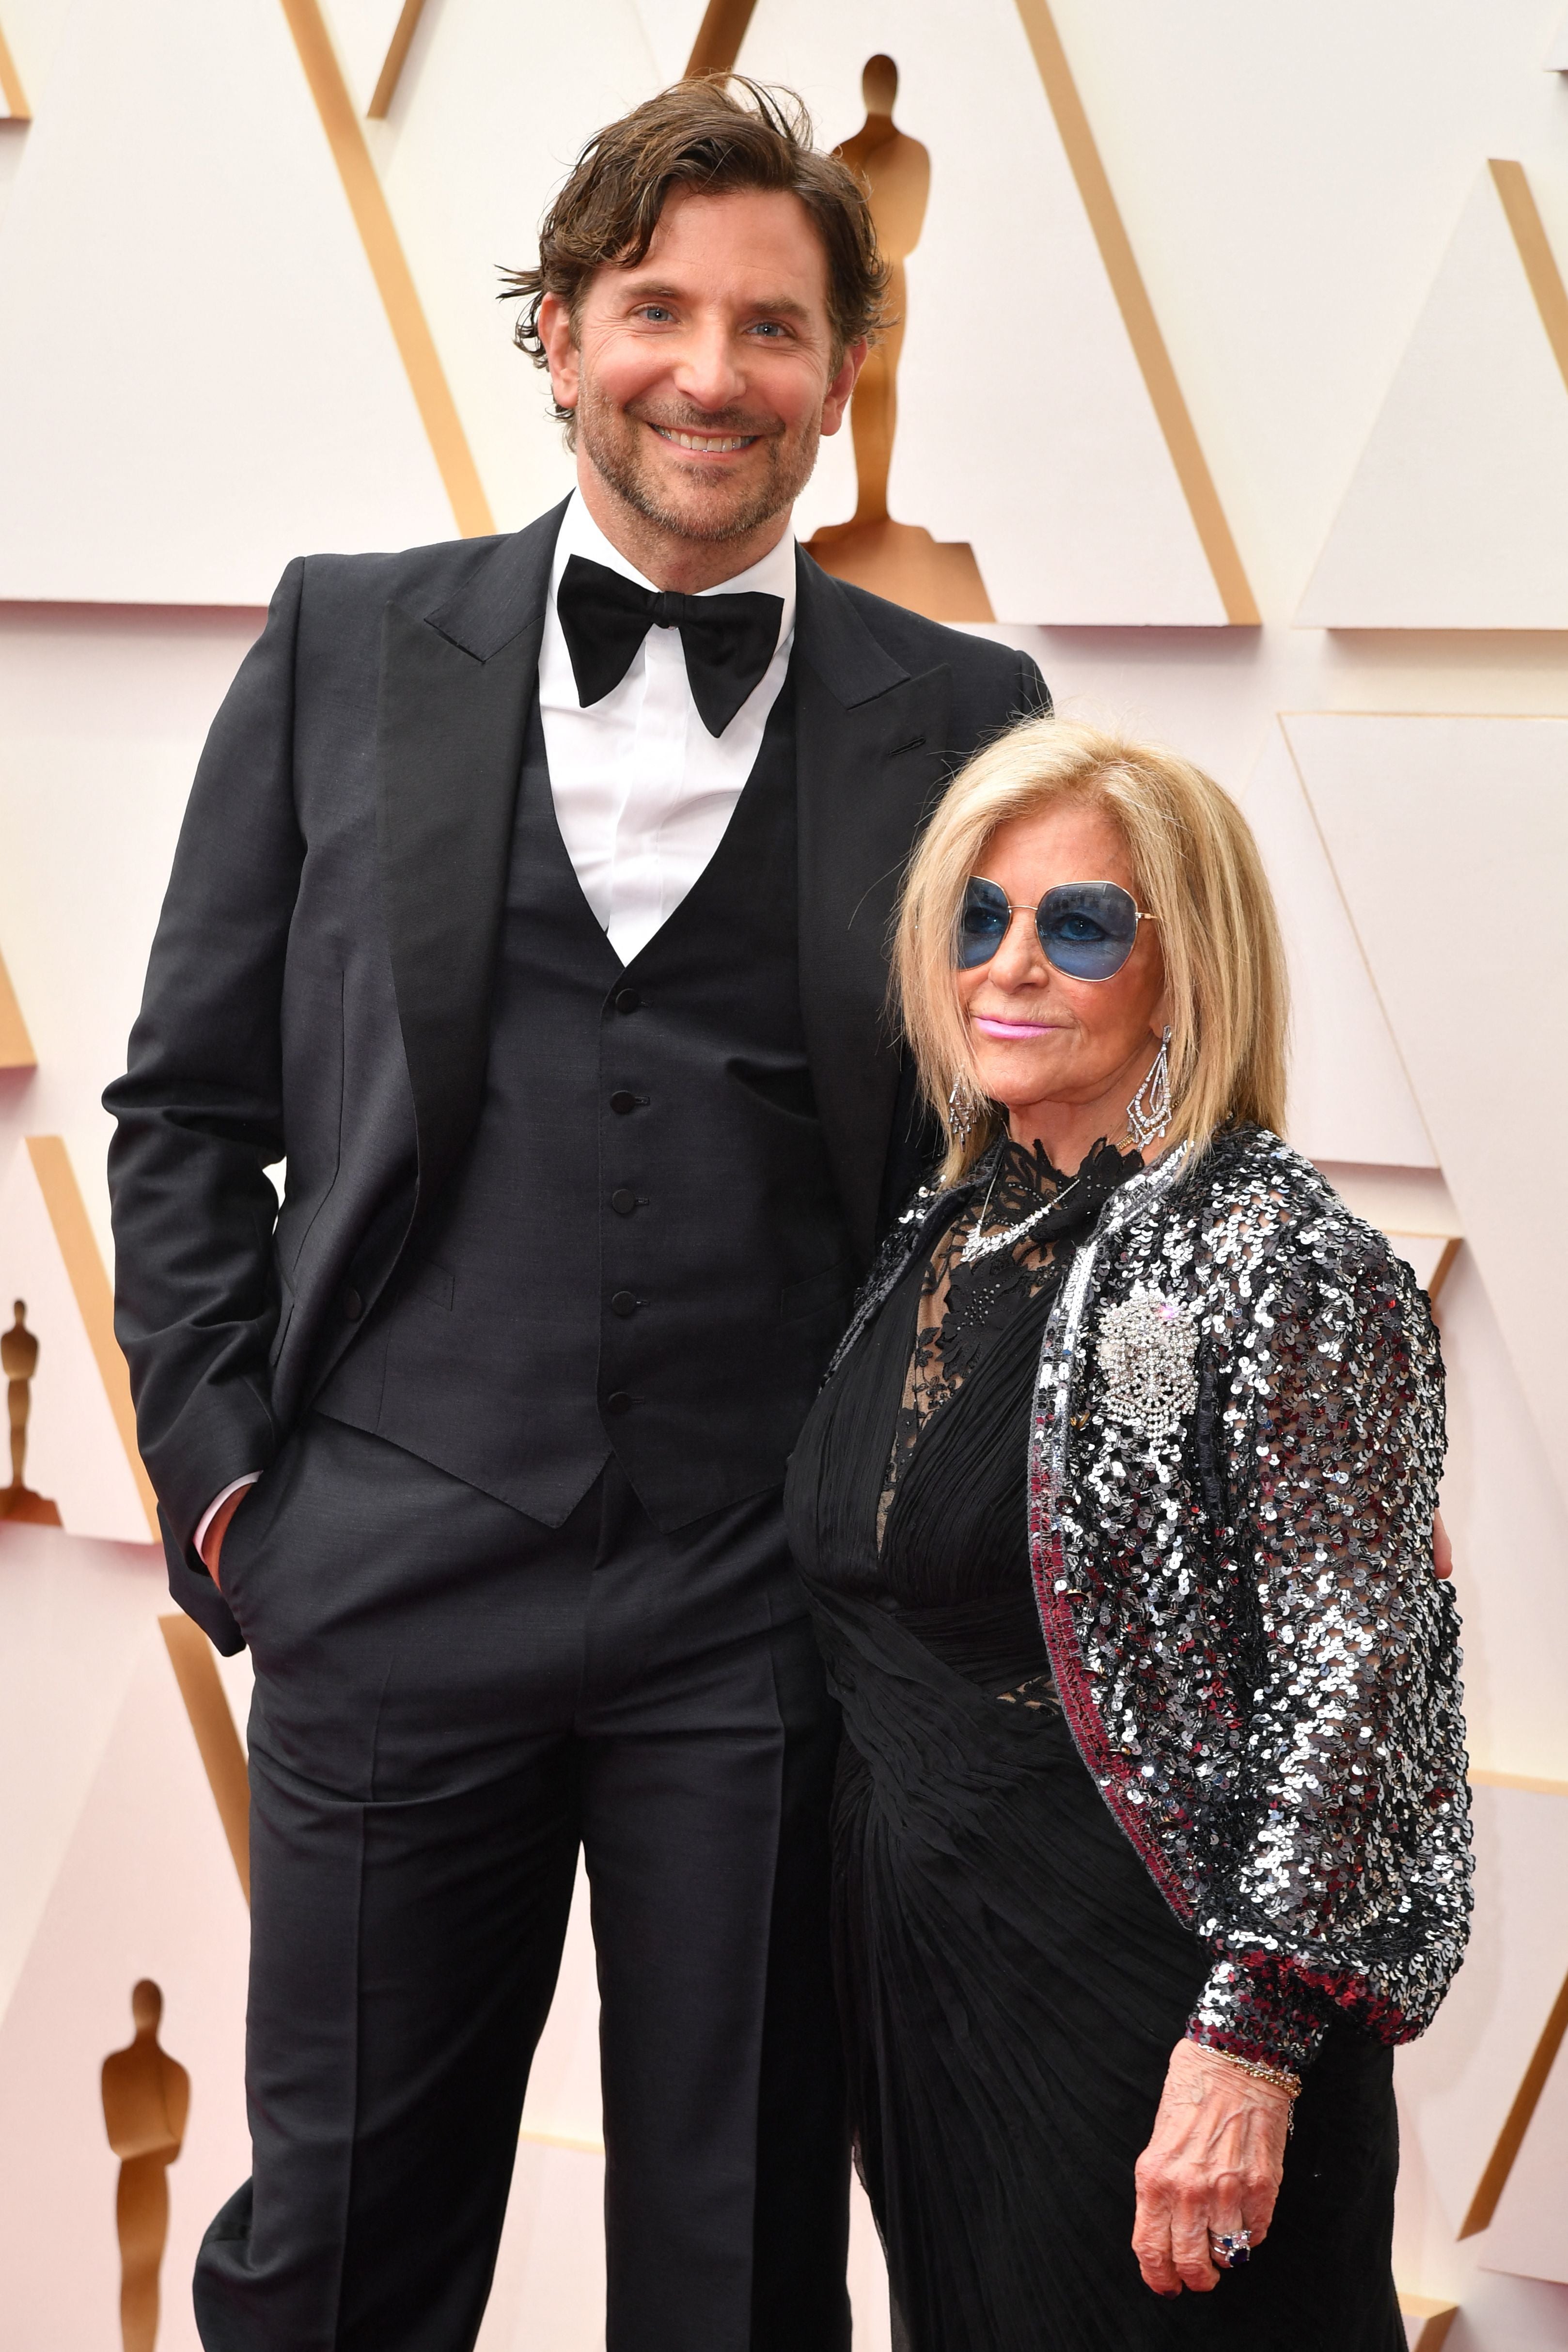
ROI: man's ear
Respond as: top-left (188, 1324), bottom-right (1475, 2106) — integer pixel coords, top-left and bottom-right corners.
top-left (820, 337), bottom-right (868, 437)
top-left (537, 291), bottom-right (580, 417)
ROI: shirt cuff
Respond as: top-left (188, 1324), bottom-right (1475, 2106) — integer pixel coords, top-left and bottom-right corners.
top-left (194, 1474), bottom-right (260, 1557)
top-left (1187, 1954), bottom-right (1330, 2078)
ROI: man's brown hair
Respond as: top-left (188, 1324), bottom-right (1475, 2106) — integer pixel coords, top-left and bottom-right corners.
top-left (501, 77), bottom-right (890, 435)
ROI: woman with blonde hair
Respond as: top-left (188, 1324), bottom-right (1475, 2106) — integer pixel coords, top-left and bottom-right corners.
top-left (783, 717), bottom-right (1470, 2350)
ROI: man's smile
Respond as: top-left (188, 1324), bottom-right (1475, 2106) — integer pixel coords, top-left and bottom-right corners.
top-left (650, 424), bottom-right (762, 455)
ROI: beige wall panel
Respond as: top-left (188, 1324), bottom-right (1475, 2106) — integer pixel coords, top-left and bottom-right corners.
top-left (0, 0), bottom-right (457, 603)
top-left (0, 605), bottom-right (265, 1271)
top-left (1393, 1787), bottom-right (1568, 2262)
top-left (1242, 720), bottom-right (1435, 1167)
top-left (730, 0), bottom-right (1230, 623)
top-left (323, 0), bottom-right (413, 112)
top-left (0, 1141), bottom-right (153, 1541)
top-left (518, 1856), bottom-right (602, 2151)
top-left (362, 0), bottom-right (665, 539)
top-left (1382, 1232), bottom-right (1454, 1294)
top-left (1547, 12), bottom-right (1568, 68)
top-left (0, 1620), bottom-right (251, 2350)
top-left (1298, 169), bottom-right (1568, 628)
top-left (1286, 714), bottom-right (1568, 1503)
top-left (1319, 1163), bottom-right (1460, 1242)
top-left (1040, 0), bottom-right (1568, 626)
top-left (629, 0), bottom-right (712, 83)
top-left (475, 2137), bottom-right (609, 2351)
top-left (0, 0), bottom-right (69, 110)
top-left (1484, 2025), bottom-right (1568, 2285)
top-left (1426, 1248), bottom-right (1568, 1785)
top-left (0, 1524), bottom-right (169, 2019)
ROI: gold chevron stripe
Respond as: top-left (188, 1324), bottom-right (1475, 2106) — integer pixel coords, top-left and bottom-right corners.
top-left (0, 943), bottom-right (35, 1067)
top-left (1490, 159), bottom-right (1568, 400)
top-left (1011, 0), bottom-right (1258, 624)
top-left (1470, 1766), bottom-right (1568, 1797)
top-left (1460, 1961), bottom-right (1568, 2236)
top-left (685, 0), bottom-right (758, 76)
top-left (0, 14), bottom-right (30, 118)
top-left (277, 0), bottom-right (495, 535)
top-left (159, 1615), bottom-right (251, 1902)
top-left (368, 0), bottom-right (430, 118)
top-left (25, 1136), bottom-right (159, 1539)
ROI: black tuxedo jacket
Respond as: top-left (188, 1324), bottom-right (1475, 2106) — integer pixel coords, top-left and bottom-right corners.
top-left (106, 501), bottom-right (1047, 1643)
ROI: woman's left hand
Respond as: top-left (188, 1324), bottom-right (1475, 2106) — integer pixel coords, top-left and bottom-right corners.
top-left (1131, 2040), bottom-right (1293, 2295)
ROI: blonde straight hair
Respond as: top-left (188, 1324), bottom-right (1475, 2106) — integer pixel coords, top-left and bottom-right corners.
top-left (893, 716), bottom-right (1289, 1185)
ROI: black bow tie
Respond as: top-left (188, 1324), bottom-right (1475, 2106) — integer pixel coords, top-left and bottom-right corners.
top-left (555, 553), bottom-right (784, 738)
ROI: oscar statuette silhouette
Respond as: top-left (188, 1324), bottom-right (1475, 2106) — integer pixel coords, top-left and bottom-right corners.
top-left (102, 1981), bottom-right (190, 2352)
top-left (0, 1299), bottom-right (61, 1524)
top-left (808, 56), bottom-right (993, 622)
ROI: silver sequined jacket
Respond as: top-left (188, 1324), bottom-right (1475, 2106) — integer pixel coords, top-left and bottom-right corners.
top-left (840, 1126), bottom-right (1472, 2071)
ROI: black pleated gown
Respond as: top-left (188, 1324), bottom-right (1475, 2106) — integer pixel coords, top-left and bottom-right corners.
top-left (784, 1142), bottom-right (1406, 2352)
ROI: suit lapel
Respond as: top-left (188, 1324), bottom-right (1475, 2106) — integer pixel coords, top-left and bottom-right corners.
top-left (793, 554), bottom-right (953, 1266)
top-left (376, 502), bottom-right (564, 1220)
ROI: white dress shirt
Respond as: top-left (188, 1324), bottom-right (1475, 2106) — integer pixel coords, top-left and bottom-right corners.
top-left (196, 492), bottom-right (798, 1558)
top-left (539, 490), bottom-right (797, 965)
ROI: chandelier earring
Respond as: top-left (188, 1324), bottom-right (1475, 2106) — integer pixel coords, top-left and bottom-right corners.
top-left (1125, 1026), bottom-right (1173, 1152)
top-left (946, 1073), bottom-right (983, 1143)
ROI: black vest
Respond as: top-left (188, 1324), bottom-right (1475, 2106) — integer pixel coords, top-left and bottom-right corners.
top-left (317, 676), bottom-right (855, 1529)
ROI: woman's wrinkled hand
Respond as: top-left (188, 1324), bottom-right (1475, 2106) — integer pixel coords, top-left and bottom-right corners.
top-left (1131, 2040), bottom-right (1292, 2295)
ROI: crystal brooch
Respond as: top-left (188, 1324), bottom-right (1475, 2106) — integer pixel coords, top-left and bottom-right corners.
top-left (1097, 1291), bottom-right (1199, 1440)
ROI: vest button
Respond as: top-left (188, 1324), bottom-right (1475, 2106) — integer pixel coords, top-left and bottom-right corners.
top-left (610, 1090), bottom-right (641, 1115)
top-left (611, 1188), bottom-right (638, 1216)
top-left (611, 1290), bottom-right (638, 1318)
top-left (342, 1286), bottom-right (363, 1322)
top-left (605, 1391), bottom-right (633, 1415)
top-left (613, 986), bottom-right (641, 1015)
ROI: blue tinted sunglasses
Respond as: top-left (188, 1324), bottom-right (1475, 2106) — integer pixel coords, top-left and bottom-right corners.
top-left (956, 877), bottom-right (1157, 981)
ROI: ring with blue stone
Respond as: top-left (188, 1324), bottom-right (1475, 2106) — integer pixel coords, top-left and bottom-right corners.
top-left (1207, 2229), bottom-right (1252, 2269)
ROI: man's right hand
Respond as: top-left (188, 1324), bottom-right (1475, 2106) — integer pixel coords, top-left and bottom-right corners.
top-left (199, 1486), bottom-right (250, 1588)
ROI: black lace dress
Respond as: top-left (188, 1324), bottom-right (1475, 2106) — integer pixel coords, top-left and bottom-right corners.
top-left (784, 1141), bottom-right (1405, 2352)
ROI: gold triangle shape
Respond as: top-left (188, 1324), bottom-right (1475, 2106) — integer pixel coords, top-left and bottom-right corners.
top-left (1490, 159), bottom-right (1568, 398)
top-left (277, 0), bottom-right (494, 535)
top-left (0, 13), bottom-right (30, 119)
top-left (0, 943), bottom-right (35, 1068)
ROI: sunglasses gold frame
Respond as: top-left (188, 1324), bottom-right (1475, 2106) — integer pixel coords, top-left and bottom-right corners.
top-left (960, 878), bottom-right (1159, 982)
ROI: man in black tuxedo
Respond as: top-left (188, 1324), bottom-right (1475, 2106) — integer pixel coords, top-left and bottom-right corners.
top-left (107, 79), bottom-right (1046, 2352)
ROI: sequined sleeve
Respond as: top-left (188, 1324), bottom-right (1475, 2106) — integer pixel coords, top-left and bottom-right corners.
top-left (1188, 1227), bottom-right (1472, 2073)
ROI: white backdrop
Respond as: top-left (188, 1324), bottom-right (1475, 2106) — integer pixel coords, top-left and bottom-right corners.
top-left (1, 2), bottom-right (1567, 2346)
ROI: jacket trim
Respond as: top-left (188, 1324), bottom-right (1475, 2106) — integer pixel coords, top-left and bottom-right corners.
top-left (1026, 1141), bottom-right (1198, 1919)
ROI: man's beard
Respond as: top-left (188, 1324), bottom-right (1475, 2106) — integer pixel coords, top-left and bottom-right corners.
top-left (575, 377), bottom-right (821, 545)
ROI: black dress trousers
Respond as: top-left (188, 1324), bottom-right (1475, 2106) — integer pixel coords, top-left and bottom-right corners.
top-left (192, 1413), bottom-right (849, 2352)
